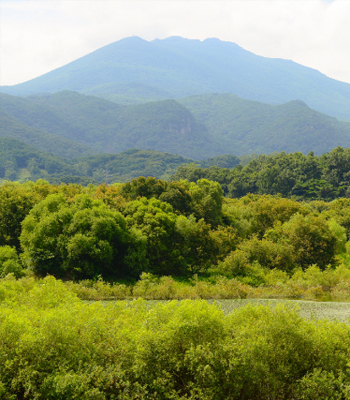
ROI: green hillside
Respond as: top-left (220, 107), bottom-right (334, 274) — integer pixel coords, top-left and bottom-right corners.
top-left (1, 91), bottom-right (223, 159)
top-left (1, 36), bottom-right (350, 119)
top-left (179, 93), bottom-right (350, 155)
top-left (82, 82), bottom-right (174, 104)
top-left (0, 107), bottom-right (94, 158)
top-left (3, 91), bottom-right (350, 159)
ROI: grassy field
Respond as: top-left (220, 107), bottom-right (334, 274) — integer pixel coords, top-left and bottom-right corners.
top-left (210, 299), bottom-right (350, 322)
top-left (144, 298), bottom-right (350, 323)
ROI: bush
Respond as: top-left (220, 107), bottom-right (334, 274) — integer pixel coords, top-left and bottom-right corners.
top-left (218, 236), bottom-right (296, 277)
top-left (2, 277), bottom-right (350, 398)
top-left (0, 246), bottom-right (23, 278)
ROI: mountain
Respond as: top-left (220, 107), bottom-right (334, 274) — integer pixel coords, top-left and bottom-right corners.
top-left (0, 91), bottom-right (223, 159)
top-left (2, 90), bottom-right (350, 159)
top-left (0, 102), bottom-right (95, 159)
top-left (1, 36), bottom-right (350, 120)
top-left (178, 93), bottom-right (350, 155)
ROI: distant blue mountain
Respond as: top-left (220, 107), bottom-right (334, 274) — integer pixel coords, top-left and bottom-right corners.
top-left (1, 36), bottom-right (350, 120)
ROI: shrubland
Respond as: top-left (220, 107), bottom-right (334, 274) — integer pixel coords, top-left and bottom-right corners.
top-left (1, 275), bottom-right (350, 399)
top-left (3, 177), bottom-right (350, 397)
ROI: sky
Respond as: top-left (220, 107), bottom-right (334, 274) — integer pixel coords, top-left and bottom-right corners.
top-left (1, 0), bottom-right (349, 86)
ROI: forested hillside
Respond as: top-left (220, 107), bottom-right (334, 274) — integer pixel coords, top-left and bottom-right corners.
top-left (179, 93), bottom-right (350, 155)
top-left (1, 92), bottom-right (221, 159)
top-left (2, 91), bottom-right (350, 159)
top-left (0, 108), bottom-right (94, 158)
top-left (2, 36), bottom-right (350, 120)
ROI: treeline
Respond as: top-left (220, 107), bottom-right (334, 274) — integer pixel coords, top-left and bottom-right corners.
top-left (0, 137), bottom-right (241, 185)
top-left (2, 176), bottom-right (350, 282)
top-left (173, 146), bottom-right (350, 200)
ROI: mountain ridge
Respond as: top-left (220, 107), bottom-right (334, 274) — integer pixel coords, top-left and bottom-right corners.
top-left (1, 36), bottom-right (350, 120)
top-left (2, 91), bottom-right (350, 159)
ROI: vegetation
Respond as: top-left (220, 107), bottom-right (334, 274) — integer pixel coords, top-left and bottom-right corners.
top-left (2, 90), bottom-right (350, 161)
top-left (3, 175), bottom-right (350, 397)
top-left (2, 276), bottom-right (350, 398)
top-left (0, 138), bottom-right (195, 184)
top-left (5, 133), bottom-right (350, 205)
top-left (179, 93), bottom-right (350, 155)
top-left (4, 35), bottom-right (350, 398)
top-left (1, 175), bottom-right (350, 282)
top-left (0, 108), bottom-right (94, 158)
top-left (0, 92), bottom-right (219, 159)
top-left (173, 146), bottom-right (350, 200)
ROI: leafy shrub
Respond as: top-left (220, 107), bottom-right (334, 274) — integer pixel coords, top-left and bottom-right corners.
top-left (2, 277), bottom-right (350, 398)
top-left (218, 236), bottom-right (296, 277)
top-left (0, 246), bottom-right (23, 278)
top-left (267, 213), bottom-right (338, 269)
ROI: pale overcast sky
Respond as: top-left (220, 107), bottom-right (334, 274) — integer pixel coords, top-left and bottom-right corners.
top-left (0, 0), bottom-right (349, 86)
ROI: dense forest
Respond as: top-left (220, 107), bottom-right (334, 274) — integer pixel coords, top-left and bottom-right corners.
top-left (2, 176), bottom-right (350, 397)
top-left (3, 136), bottom-right (350, 202)
top-left (172, 146), bottom-right (350, 200)
top-left (2, 175), bottom-right (350, 282)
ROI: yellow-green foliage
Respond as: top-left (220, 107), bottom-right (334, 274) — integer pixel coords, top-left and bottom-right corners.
top-left (2, 276), bottom-right (350, 399)
top-left (0, 246), bottom-right (23, 278)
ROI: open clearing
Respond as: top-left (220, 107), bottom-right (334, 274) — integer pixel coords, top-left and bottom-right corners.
top-left (142, 298), bottom-right (350, 322)
top-left (208, 299), bottom-right (350, 322)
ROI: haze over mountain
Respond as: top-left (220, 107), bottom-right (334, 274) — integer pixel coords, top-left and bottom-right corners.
top-left (0, 107), bottom-right (95, 159)
top-left (0, 91), bottom-right (221, 159)
top-left (178, 93), bottom-right (350, 155)
top-left (1, 36), bottom-right (350, 120)
top-left (1, 91), bottom-right (350, 159)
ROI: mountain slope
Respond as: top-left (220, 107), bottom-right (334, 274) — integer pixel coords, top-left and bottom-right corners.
top-left (3, 90), bottom-right (350, 158)
top-left (1, 91), bottom-right (223, 159)
top-left (179, 93), bottom-right (350, 155)
top-left (0, 104), bottom-right (95, 159)
top-left (1, 36), bottom-right (350, 119)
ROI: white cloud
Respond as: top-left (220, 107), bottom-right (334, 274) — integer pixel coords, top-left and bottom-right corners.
top-left (0, 0), bottom-right (349, 85)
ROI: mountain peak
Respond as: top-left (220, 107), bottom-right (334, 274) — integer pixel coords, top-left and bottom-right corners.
top-left (1, 36), bottom-right (350, 119)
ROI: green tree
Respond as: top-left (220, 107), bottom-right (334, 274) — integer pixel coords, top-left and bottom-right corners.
top-left (0, 182), bottom-right (39, 250)
top-left (0, 245), bottom-right (23, 278)
top-left (176, 215), bottom-right (218, 273)
top-left (20, 194), bottom-right (142, 279)
top-left (122, 197), bottom-right (186, 276)
top-left (267, 213), bottom-right (338, 269)
top-left (189, 179), bottom-right (224, 226)
top-left (219, 236), bottom-right (295, 276)
top-left (119, 176), bottom-right (167, 200)
top-left (159, 180), bottom-right (193, 215)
